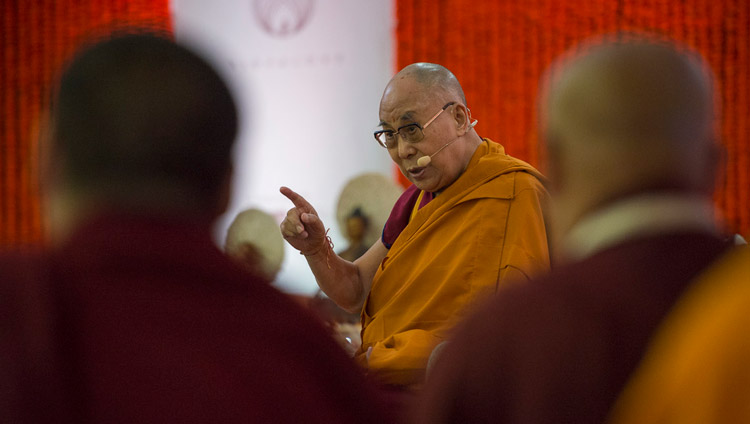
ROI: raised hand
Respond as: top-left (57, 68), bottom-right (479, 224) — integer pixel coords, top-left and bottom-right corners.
top-left (279, 186), bottom-right (328, 256)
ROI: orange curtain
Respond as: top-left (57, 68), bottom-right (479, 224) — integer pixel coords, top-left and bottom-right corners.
top-left (0, 0), bottom-right (171, 248)
top-left (395, 0), bottom-right (750, 239)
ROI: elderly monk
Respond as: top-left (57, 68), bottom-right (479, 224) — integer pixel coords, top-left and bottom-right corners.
top-left (280, 63), bottom-right (550, 389)
top-left (414, 37), bottom-right (737, 424)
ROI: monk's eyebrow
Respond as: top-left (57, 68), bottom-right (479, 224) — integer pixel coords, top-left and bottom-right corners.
top-left (400, 111), bottom-right (416, 121)
top-left (378, 111), bottom-right (417, 128)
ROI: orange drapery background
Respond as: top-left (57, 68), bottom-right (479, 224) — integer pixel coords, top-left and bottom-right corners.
top-left (0, 0), bottom-right (171, 247)
top-left (1, 0), bottom-right (749, 245)
top-left (395, 0), bottom-right (750, 239)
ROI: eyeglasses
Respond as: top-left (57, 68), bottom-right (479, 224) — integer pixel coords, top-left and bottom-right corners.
top-left (374, 102), bottom-right (455, 149)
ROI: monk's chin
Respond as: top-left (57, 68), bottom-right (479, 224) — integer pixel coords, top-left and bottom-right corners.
top-left (411, 180), bottom-right (442, 193)
top-left (403, 169), bottom-right (444, 192)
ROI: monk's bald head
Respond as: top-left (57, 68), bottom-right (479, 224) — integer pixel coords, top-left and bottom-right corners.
top-left (542, 37), bottom-right (719, 235)
top-left (547, 40), bottom-right (714, 150)
top-left (390, 63), bottom-right (466, 105)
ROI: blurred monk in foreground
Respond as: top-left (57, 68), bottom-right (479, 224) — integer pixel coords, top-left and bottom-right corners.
top-left (0, 32), bottom-right (388, 423)
top-left (609, 244), bottom-right (750, 424)
top-left (415, 34), bottom-right (737, 424)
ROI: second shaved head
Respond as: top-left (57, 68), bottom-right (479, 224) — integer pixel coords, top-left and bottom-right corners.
top-left (542, 36), bottom-right (720, 239)
top-left (546, 40), bottom-right (714, 150)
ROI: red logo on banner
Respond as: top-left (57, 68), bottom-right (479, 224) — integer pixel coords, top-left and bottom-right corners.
top-left (253, 0), bottom-right (314, 38)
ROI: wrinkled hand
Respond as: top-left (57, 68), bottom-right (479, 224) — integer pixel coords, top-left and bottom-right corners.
top-left (279, 186), bottom-right (328, 256)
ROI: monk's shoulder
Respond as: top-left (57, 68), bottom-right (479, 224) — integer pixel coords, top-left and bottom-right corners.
top-left (512, 169), bottom-right (548, 196)
top-left (465, 169), bottom-right (545, 201)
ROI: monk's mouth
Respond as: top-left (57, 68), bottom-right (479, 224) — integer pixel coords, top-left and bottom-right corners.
top-left (407, 167), bottom-right (426, 179)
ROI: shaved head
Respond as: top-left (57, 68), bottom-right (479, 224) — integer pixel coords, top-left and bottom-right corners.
top-left (45, 33), bottom-right (238, 243)
top-left (547, 40), bottom-right (714, 150)
top-left (542, 36), bottom-right (720, 238)
top-left (378, 62), bottom-right (481, 192)
top-left (395, 63), bottom-right (467, 105)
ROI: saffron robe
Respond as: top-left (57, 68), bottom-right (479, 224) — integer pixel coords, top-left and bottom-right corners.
top-left (609, 245), bottom-right (750, 424)
top-left (356, 139), bottom-right (550, 387)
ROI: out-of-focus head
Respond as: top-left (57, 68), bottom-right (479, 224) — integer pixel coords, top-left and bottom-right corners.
top-left (345, 207), bottom-right (369, 243)
top-left (377, 63), bottom-right (480, 193)
top-left (224, 208), bottom-right (285, 282)
top-left (541, 34), bottom-right (720, 238)
top-left (48, 31), bottom-right (238, 235)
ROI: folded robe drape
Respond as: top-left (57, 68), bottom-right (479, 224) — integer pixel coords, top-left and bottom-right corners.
top-left (356, 139), bottom-right (550, 387)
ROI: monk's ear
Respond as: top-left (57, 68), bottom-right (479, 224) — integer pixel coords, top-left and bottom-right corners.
top-left (453, 104), bottom-right (470, 135)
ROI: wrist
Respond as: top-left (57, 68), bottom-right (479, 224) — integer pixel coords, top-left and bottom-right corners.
top-left (299, 228), bottom-right (334, 268)
top-left (300, 240), bottom-right (328, 257)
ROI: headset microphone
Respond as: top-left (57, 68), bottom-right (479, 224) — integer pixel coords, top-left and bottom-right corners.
top-left (416, 154), bottom-right (432, 168)
top-left (416, 120), bottom-right (478, 167)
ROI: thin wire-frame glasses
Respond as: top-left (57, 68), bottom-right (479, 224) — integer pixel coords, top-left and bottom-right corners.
top-left (374, 102), bottom-right (455, 148)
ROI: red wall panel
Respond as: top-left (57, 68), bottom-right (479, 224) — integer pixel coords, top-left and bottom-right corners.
top-left (395, 0), bottom-right (749, 238)
top-left (0, 0), bottom-right (171, 247)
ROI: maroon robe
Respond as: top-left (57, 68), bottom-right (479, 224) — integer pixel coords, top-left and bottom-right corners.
top-left (1, 212), bottom-right (390, 423)
top-left (415, 231), bottom-right (731, 424)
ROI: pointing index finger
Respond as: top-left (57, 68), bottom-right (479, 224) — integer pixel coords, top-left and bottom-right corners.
top-left (280, 186), bottom-right (313, 212)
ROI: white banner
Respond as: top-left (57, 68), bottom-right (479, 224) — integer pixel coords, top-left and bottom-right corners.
top-left (172, 0), bottom-right (396, 293)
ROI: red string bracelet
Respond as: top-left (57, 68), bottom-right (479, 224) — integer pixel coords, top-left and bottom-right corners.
top-left (300, 228), bottom-right (334, 269)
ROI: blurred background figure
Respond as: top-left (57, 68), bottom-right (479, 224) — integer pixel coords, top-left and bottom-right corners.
top-left (1, 31), bottom-right (389, 424)
top-left (225, 207), bottom-right (285, 281)
top-left (335, 172), bottom-right (404, 262)
top-left (337, 207), bottom-right (370, 261)
top-left (415, 34), bottom-right (737, 424)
